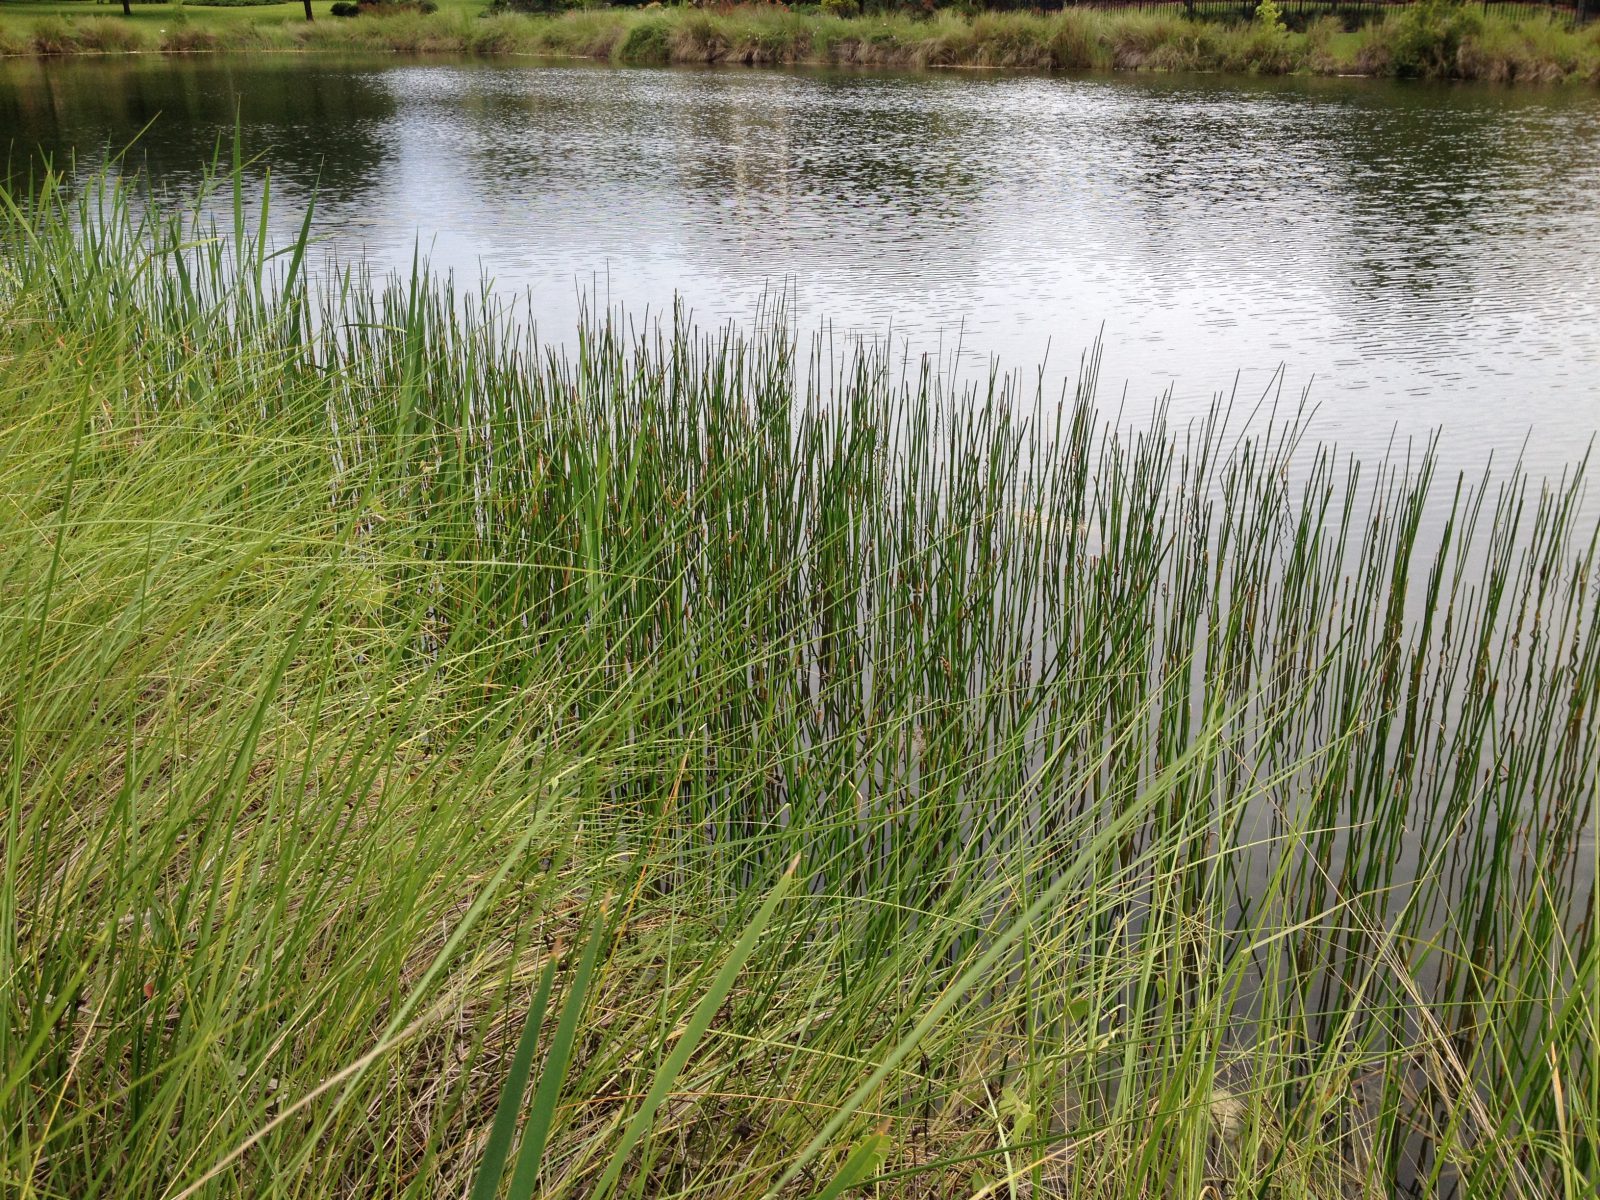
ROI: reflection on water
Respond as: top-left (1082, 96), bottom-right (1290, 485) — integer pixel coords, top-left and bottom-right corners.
top-left (3, 55), bottom-right (1599, 474)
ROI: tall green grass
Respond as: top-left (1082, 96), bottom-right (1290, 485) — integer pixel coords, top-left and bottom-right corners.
top-left (1, 5), bottom-right (1597, 83)
top-left (1, 160), bottom-right (1595, 1198)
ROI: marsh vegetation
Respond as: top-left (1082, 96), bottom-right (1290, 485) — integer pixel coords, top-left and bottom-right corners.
top-left (0, 160), bottom-right (1596, 1198)
top-left (1, 1), bottom-right (1599, 83)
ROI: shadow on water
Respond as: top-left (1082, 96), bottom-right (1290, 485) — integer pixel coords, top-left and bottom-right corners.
top-left (1, 53), bottom-right (399, 205)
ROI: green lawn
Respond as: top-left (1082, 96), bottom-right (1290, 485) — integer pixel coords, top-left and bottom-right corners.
top-left (0, 0), bottom-right (490, 33)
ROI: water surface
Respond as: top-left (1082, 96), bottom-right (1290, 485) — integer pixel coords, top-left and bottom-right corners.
top-left (3, 55), bottom-right (1599, 473)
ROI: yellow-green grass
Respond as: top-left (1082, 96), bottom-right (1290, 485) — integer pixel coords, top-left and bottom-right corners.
top-left (0, 0), bottom-right (487, 22)
top-left (0, 0), bottom-right (491, 56)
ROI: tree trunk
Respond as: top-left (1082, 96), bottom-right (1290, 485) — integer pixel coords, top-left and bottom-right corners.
top-left (122, 0), bottom-right (131, 15)
top-left (304, 0), bottom-right (314, 19)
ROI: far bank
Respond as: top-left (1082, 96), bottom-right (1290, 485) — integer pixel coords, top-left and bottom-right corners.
top-left (1, 3), bottom-right (1598, 85)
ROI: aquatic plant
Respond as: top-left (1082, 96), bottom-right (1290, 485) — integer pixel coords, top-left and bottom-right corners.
top-left (0, 157), bottom-right (1595, 1198)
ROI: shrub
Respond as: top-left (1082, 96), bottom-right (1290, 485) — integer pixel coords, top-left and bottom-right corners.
top-left (1255, 0), bottom-right (1285, 35)
top-left (491, 0), bottom-right (575, 11)
top-left (344, 0), bottom-right (441, 15)
top-left (1384, 0), bottom-right (1483, 78)
top-left (1234, 23), bottom-right (1299, 73)
top-left (616, 16), bottom-right (671, 64)
top-left (819, 0), bottom-right (860, 17)
top-left (331, 1), bottom-right (360, 14)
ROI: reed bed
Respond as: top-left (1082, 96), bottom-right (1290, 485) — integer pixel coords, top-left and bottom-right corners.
top-left (0, 162), bottom-right (1596, 1198)
top-left (1, 4), bottom-right (1599, 84)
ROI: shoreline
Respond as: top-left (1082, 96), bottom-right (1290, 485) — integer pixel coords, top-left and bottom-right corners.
top-left (0, 6), bottom-right (1596, 85)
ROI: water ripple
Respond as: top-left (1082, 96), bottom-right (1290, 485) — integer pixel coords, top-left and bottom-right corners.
top-left (3, 57), bottom-right (1597, 476)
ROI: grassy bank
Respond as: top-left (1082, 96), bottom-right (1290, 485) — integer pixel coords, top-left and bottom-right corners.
top-left (0, 2), bottom-right (1598, 82)
top-left (2, 161), bottom-right (1597, 1198)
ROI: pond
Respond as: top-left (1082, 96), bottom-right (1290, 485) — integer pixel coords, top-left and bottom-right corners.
top-left (3, 54), bottom-right (1598, 478)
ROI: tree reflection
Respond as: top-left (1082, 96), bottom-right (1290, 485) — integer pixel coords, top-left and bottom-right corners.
top-left (1, 55), bottom-right (396, 206)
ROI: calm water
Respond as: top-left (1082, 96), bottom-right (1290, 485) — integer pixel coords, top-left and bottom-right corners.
top-left (3, 55), bottom-right (1599, 473)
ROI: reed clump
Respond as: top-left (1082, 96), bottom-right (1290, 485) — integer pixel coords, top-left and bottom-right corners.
top-left (26, 14), bottom-right (80, 54)
top-left (1454, 10), bottom-right (1600, 82)
top-left (0, 159), bottom-right (1596, 1199)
